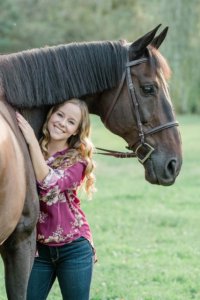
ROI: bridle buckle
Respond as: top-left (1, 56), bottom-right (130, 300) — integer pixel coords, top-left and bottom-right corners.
top-left (135, 143), bottom-right (155, 164)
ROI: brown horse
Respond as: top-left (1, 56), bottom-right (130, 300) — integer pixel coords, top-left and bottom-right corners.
top-left (0, 25), bottom-right (182, 299)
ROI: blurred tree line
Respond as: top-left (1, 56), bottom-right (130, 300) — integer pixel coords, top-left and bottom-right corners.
top-left (0, 0), bottom-right (199, 114)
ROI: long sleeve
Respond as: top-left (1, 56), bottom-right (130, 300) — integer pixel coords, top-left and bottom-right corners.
top-left (37, 162), bottom-right (86, 193)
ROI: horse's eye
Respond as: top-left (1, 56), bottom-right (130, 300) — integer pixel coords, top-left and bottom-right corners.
top-left (141, 85), bottom-right (155, 95)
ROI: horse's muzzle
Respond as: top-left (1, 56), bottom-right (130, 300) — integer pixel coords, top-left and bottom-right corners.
top-left (144, 156), bottom-right (182, 186)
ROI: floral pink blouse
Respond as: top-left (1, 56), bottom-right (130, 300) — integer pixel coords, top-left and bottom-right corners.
top-left (36, 148), bottom-right (93, 248)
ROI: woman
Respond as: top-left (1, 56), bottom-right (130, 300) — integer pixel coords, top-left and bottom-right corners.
top-left (16, 98), bottom-right (96, 300)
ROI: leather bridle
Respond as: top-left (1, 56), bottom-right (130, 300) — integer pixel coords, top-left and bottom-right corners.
top-left (97, 57), bottom-right (179, 164)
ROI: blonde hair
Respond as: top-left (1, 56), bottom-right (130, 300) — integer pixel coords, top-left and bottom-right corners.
top-left (40, 98), bottom-right (96, 198)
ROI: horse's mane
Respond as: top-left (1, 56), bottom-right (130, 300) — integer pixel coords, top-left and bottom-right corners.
top-left (0, 41), bottom-right (128, 108)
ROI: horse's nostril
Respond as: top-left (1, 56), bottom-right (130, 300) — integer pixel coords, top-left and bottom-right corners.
top-left (166, 158), bottom-right (178, 177)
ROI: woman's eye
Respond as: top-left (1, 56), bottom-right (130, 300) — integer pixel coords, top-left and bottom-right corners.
top-left (69, 120), bottom-right (75, 125)
top-left (141, 85), bottom-right (155, 95)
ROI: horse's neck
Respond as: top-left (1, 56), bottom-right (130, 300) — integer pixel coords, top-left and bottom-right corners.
top-left (20, 107), bottom-right (50, 139)
top-left (81, 93), bottom-right (102, 115)
top-left (83, 91), bottom-right (114, 123)
top-left (0, 98), bottom-right (16, 131)
top-left (0, 82), bottom-right (4, 99)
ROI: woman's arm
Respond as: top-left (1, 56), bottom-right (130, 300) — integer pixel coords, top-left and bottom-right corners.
top-left (16, 112), bottom-right (49, 182)
top-left (37, 161), bottom-right (86, 192)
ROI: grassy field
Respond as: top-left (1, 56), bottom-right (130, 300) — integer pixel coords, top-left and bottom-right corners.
top-left (0, 114), bottom-right (199, 300)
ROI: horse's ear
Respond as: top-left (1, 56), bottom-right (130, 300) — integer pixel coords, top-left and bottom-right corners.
top-left (129, 24), bottom-right (162, 60)
top-left (151, 27), bottom-right (168, 49)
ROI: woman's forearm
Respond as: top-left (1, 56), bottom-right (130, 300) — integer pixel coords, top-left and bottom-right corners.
top-left (28, 139), bottom-right (49, 182)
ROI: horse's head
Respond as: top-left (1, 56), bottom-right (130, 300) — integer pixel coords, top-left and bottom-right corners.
top-left (99, 25), bottom-right (182, 186)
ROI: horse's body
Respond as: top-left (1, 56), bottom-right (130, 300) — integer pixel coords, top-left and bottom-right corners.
top-left (0, 100), bottom-right (39, 299)
top-left (0, 25), bottom-right (182, 299)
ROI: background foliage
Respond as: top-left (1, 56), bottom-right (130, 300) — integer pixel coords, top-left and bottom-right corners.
top-left (0, 0), bottom-right (199, 113)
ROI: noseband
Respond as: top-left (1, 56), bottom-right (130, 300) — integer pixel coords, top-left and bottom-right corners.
top-left (97, 57), bottom-right (179, 164)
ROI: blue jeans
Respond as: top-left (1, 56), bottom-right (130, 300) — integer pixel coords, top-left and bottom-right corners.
top-left (26, 237), bottom-right (94, 300)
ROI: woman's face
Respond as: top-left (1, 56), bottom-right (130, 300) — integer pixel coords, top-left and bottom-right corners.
top-left (47, 102), bottom-right (82, 145)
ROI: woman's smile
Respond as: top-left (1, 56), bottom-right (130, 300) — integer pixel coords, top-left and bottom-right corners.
top-left (53, 125), bottom-right (65, 134)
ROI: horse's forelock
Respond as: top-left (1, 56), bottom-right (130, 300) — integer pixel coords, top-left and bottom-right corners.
top-left (148, 47), bottom-right (171, 80)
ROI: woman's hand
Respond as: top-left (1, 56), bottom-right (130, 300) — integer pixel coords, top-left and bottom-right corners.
top-left (16, 112), bottom-right (37, 146)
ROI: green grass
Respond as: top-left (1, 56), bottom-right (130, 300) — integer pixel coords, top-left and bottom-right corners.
top-left (0, 114), bottom-right (200, 300)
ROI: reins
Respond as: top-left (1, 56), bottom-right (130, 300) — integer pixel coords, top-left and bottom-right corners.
top-left (96, 56), bottom-right (179, 164)
top-left (96, 147), bottom-right (137, 158)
